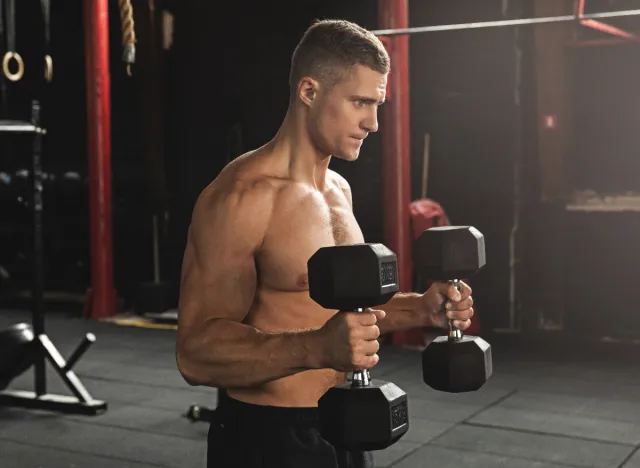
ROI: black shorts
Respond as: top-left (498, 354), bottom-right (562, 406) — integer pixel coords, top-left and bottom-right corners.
top-left (207, 392), bottom-right (374, 468)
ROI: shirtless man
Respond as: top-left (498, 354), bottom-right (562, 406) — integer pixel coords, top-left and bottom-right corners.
top-left (176, 19), bottom-right (474, 468)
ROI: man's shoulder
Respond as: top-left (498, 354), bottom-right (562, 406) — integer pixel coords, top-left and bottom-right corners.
top-left (194, 159), bottom-right (280, 224)
top-left (327, 169), bottom-right (350, 187)
top-left (199, 176), bottom-right (277, 217)
top-left (327, 169), bottom-right (352, 205)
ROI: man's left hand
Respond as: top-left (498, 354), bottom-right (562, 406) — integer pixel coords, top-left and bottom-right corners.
top-left (419, 281), bottom-right (474, 330)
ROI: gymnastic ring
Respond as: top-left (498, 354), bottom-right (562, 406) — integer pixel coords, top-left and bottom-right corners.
top-left (44, 55), bottom-right (53, 83)
top-left (2, 52), bottom-right (24, 82)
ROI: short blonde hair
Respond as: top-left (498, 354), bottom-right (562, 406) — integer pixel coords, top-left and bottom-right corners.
top-left (289, 19), bottom-right (390, 96)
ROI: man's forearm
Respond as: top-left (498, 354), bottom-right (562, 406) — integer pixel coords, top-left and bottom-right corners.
top-left (177, 319), bottom-right (324, 389)
top-left (377, 292), bottom-right (431, 335)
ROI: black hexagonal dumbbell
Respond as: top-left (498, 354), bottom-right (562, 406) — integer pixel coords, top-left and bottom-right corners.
top-left (307, 243), bottom-right (409, 452)
top-left (413, 226), bottom-right (493, 393)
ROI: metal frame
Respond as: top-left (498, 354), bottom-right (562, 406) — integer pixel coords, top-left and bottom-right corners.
top-left (0, 102), bottom-right (107, 416)
top-left (372, 8), bottom-right (640, 36)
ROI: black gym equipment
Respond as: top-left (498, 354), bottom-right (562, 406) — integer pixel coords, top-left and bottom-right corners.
top-left (0, 101), bottom-right (107, 415)
top-left (185, 403), bottom-right (216, 423)
top-left (0, 323), bottom-right (36, 390)
top-left (414, 226), bottom-right (492, 393)
top-left (137, 211), bottom-right (173, 317)
top-left (308, 243), bottom-right (409, 452)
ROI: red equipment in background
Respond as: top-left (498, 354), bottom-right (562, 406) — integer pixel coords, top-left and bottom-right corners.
top-left (83, 0), bottom-right (116, 319)
top-left (378, 0), bottom-right (413, 294)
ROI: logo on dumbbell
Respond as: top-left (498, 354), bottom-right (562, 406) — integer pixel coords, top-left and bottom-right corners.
top-left (380, 262), bottom-right (397, 286)
top-left (391, 401), bottom-right (408, 428)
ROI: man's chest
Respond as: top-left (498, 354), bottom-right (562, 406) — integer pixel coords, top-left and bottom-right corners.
top-left (256, 193), bottom-right (364, 292)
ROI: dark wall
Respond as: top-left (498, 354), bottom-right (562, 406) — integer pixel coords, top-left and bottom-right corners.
top-left (1, 0), bottom-right (528, 325)
top-left (163, 0), bottom-right (535, 331)
top-left (2, 0), bottom-right (586, 335)
top-left (407, 0), bottom-right (529, 330)
top-left (568, 43), bottom-right (640, 193)
top-left (165, 0), bottom-right (385, 290)
top-left (0, 0), bottom-right (149, 301)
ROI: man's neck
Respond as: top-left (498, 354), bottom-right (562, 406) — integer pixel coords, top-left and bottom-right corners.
top-left (269, 106), bottom-right (331, 191)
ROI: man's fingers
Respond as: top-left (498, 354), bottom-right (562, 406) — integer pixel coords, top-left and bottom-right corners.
top-left (358, 353), bottom-right (379, 369)
top-left (360, 309), bottom-right (385, 325)
top-left (446, 284), bottom-right (462, 302)
top-left (360, 324), bottom-right (381, 341)
top-left (458, 281), bottom-right (472, 300)
top-left (447, 307), bottom-right (474, 322)
top-left (451, 319), bottom-right (472, 331)
top-left (446, 296), bottom-right (473, 312)
top-left (433, 282), bottom-right (463, 303)
top-left (440, 281), bottom-right (472, 305)
top-left (359, 339), bottom-right (380, 356)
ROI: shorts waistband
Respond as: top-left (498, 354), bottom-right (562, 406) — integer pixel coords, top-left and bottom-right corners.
top-left (216, 392), bottom-right (319, 425)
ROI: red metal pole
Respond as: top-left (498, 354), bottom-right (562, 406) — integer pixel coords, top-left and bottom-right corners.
top-left (378, 0), bottom-right (412, 292)
top-left (83, 0), bottom-right (115, 319)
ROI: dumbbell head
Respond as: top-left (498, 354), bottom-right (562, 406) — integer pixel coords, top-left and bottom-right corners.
top-left (307, 243), bottom-right (399, 310)
top-left (413, 226), bottom-right (485, 280)
top-left (415, 225), bottom-right (492, 393)
top-left (422, 336), bottom-right (492, 392)
top-left (318, 380), bottom-right (409, 451)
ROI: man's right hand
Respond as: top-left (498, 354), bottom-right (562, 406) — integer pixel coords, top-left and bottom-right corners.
top-left (315, 309), bottom-right (385, 371)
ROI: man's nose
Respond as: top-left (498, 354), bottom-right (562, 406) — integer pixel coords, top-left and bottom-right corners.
top-left (362, 109), bottom-right (379, 133)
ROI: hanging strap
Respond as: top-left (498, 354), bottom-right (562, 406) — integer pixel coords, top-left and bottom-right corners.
top-left (41, 0), bottom-right (52, 82)
top-left (2, 0), bottom-right (24, 82)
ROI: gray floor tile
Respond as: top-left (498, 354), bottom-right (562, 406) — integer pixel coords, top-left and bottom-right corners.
top-left (408, 398), bottom-right (487, 423)
top-left (374, 441), bottom-right (423, 468)
top-left (66, 403), bottom-right (210, 440)
top-left (0, 414), bottom-right (206, 468)
top-left (621, 449), bottom-right (640, 468)
top-left (393, 444), bottom-right (577, 468)
top-left (469, 406), bottom-right (640, 445)
top-left (402, 417), bottom-right (454, 444)
top-left (0, 439), bottom-right (163, 468)
top-left (433, 424), bottom-right (633, 467)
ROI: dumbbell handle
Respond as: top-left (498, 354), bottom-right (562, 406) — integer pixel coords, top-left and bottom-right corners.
top-left (447, 279), bottom-right (463, 342)
top-left (352, 369), bottom-right (371, 387)
top-left (340, 308), bottom-right (373, 388)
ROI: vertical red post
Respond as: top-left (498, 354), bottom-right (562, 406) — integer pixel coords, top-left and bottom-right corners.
top-left (378, 0), bottom-right (412, 292)
top-left (83, 0), bottom-right (115, 319)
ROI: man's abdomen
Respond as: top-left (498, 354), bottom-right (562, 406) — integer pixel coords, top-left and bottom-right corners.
top-left (227, 368), bottom-right (346, 407)
top-left (228, 288), bottom-right (345, 407)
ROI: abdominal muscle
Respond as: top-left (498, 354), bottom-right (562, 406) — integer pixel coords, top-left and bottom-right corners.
top-left (225, 288), bottom-right (347, 408)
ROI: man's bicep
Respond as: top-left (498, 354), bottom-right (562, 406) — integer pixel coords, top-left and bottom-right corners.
top-left (182, 226), bottom-right (257, 321)
top-left (177, 188), bottom-right (266, 335)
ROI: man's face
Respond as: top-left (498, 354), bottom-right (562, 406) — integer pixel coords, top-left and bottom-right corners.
top-left (308, 65), bottom-right (387, 161)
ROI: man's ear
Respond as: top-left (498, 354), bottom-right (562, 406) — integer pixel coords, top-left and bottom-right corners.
top-left (297, 77), bottom-right (320, 107)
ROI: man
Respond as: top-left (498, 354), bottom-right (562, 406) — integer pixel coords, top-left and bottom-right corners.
top-left (176, 19), bottom-right (474, 468)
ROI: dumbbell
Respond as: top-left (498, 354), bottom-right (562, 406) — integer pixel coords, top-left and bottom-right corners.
top-left (414, 226), bottom-right (492, 393)
top-left (308, 243), bottom-right (409, 452)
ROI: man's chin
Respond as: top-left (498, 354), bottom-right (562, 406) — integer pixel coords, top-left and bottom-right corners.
top-left (333, 150), bottom-right (360, 162)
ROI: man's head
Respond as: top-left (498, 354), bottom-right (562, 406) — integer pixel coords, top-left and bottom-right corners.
top-left (289, 19), bottom-right (390, 161)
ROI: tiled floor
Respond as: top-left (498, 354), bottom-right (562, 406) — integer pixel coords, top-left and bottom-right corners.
top-left (1, 309), bottom-right (639, 468)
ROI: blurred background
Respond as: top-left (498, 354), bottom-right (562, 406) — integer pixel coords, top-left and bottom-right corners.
top-left (1, 0), bottom-right (640, 345)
